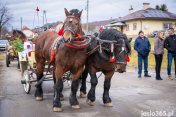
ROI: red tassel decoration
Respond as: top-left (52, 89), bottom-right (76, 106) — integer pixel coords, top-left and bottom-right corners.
top-left (58, 28), bottom-right (64, 36)
top-left (126, 55), bottom-right (130, 62)
top-left (109, 56), bottom-right (115, 63)
top-left (76, 33), bottom-right (82, 38)
top-left (36, 6), bottom-right (39, 12)
top-left (50, 48), bottom-right (55, 62)
top-left (109, 43), bottom-right (115, 63)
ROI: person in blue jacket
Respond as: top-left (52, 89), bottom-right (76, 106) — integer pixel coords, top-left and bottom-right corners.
top-left (134, 30), bottom-right (151, 78)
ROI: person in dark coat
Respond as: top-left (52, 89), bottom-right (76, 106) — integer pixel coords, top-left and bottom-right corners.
top-left (164, 28), bottom-right (176, 80)
top-left (134, 30), bottom-right (151, 78)
top-left (154, 31), bottom-right (165, 80)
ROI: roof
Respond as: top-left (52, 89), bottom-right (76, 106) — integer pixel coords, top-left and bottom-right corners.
top-left (113, 8), bottom-right (176, 22)
top-left (106, 22), bottom-right (126, 27)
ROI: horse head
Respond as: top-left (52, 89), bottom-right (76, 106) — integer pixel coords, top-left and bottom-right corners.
top-left (62, 8), bottom-right (83, 42)
top-left (114, 34), bottom-right (131, 73)
top-left (99, 29), bottom-right (131, 73)
top-left (9, 30), bottom-right (27, 42)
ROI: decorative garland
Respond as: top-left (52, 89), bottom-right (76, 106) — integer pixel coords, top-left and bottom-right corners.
top-left (10, 38), bottom-right (24, 52)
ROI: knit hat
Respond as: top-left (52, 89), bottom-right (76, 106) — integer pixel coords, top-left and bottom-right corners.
top-left (138, 30), bottom-right (144, 35)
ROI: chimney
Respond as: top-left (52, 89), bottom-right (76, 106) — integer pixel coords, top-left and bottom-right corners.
top-left (129, 5), bottom-right (133, 14)
top-left (143, 3), bottom-right (150, 10)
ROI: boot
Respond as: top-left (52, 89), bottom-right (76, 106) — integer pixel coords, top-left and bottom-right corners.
top-left (168, 75), bottom-right (173, 80)
top-left (144, 74), bottom-right (151, 77)
top-left (138, 74), bottom-right (141, 78)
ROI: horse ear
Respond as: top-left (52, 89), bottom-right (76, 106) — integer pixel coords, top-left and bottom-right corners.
top-left (64, 8), bottom-right (69, 17)
top-left (78, 9), bottom-right (83, 18)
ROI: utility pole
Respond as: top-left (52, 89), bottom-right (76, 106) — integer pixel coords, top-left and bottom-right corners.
top-left (43, 10), bottom-right (45, 32)
top-left (43, 10), bottom-right (48, 31)
top-left (86, 0), bottom-right (89, 33)
top-left (20, 17), bottom-right (23, 30)
top-left (44, 10), bottom-right (48, 30)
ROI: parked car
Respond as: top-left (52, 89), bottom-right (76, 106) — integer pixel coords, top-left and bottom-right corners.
top-left (0, 39), bottom-right (9, 51)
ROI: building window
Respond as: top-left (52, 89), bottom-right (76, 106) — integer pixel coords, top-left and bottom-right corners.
top-left (126, 24), bottom-right (129, 31)
top-left (163, 23), bottom-right (173, 31)
top-left (133, 23), bottom-right (137, 30)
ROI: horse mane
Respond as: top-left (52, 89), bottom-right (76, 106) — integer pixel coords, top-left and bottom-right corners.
top-left (69, 9), bottom-right (81, 19)
top-left (99, 29), bottom-right (131, 54)
top-left (13, 30), bottom-right (26, 39)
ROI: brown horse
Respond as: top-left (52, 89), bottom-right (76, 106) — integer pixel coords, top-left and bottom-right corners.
top-left (79, 29), bottom-right (131, 107)
top-left (35, 8), bottom-right (89, 112)
top-left (7, 30), bottom-right (27, 42)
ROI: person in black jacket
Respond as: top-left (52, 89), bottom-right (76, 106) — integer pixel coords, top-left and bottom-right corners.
top-left (134, 30), bottom-right (151, 78)
top-left (164, 28), bottom-right (176, 80)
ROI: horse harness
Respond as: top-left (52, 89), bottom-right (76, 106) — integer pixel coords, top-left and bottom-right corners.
top-left (92, 37), bottom-right (127, 64)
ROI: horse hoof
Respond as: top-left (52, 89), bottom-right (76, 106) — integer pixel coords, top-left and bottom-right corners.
top-left (36, 96), bottom-right (43, 101)
top-left (72, 105), bottom-right (80, 109)
top-left (86, 99), bottom-right (95, 106)
top-left (53, 107), bottom-right (62, 112)
top-left (80, 92), bottom-right (86, 98)
top-left (104, 102), bottom-right (113, 107)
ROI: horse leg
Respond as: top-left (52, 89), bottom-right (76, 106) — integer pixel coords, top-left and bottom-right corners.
top-left (53, 67), bottom-right (64, 101)
top-left (35, 60), bottom-right (45, 101)
top-left (69, 68), bottom-right (84, 109)
top-left (80, 68), bottom-right (88, 98)
top-left (103, 70), bottom-right (114, 107)
top-left (53, 67), bottom-right (64, 112)
top-left (87, 71), bottom-right (98, 106)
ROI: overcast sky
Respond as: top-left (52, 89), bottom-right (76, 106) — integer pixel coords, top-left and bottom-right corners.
top-left (1, 0), bottom-right (176, 30)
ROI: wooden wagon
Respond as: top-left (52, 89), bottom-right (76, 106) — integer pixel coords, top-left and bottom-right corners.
top-left (20, 41), bottom-right (72, 94)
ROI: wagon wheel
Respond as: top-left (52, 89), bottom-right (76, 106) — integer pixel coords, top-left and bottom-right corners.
top-left (6, 53), bottom-right (10, 67)
top-left (21, 70), bottom-right (31, 94)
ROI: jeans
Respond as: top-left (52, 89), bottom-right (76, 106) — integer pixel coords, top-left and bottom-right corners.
top-left (155, 54), bottom-right (163, 78)
top-left (167, 53), bottom-right (176, 75)
top-left (138, 54), bottom-right (148, 75)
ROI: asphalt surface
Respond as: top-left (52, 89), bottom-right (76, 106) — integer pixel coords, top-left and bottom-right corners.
top-left (0, 52), bottom-right (176, 117)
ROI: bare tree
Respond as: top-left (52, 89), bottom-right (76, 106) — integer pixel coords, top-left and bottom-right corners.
top-left (0, 3), bottom-right (12, 37)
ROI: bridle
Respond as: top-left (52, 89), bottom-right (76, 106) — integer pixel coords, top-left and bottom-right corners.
top-left (95, 37), bottom-right (127, 64)
top-left (63, 16), bottom-right (82, 40)
top-left (114, 39), bottom-right (128, 64)
top-left (59, 15), bottom-right (91, 49)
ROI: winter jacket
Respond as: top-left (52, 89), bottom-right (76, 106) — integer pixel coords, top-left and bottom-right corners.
top-left (164, 34), bottom-right (176, 54)
top-left (134, 36), bottom-right (151, 57)
top-left (154, 37), bottom-right (164, 55)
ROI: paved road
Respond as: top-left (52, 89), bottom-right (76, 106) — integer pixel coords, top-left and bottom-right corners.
top-left (0, 53), bottom-right (176, 117)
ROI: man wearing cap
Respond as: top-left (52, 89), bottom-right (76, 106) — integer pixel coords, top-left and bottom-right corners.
top-left (134, 30), bottom-right (151, 78)
top-left (164, 28), bottom-right (176, 80)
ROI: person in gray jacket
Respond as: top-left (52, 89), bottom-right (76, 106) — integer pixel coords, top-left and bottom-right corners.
top-left (154, 31), bottom-right (165, 80)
